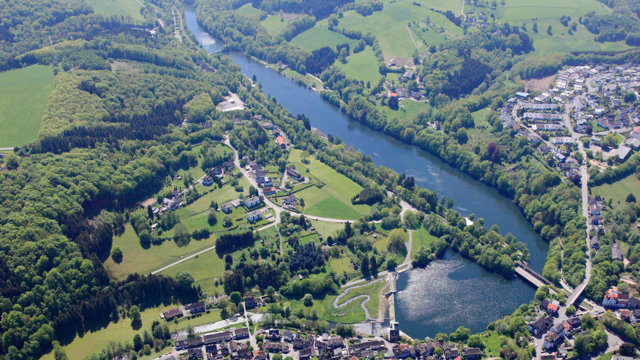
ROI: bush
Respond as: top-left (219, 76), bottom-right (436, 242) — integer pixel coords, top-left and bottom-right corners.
top-left (303, 293), bottom-right (313, 306)
top-left (111, 247), bottom-right (123, 263)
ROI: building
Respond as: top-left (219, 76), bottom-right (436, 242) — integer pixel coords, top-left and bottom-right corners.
top-left (162, 308), bottom-right (183, 321)
top-left (389, 328), bottom-right (400, 342)
top-left (528, 316), bottom-right (553, 337)
top-left (222, 202), bottom-right (233, 214)
top-left (187, 301), bottom-right (205, 315)
top-left (286, 165), bottom-right (303, 181)
top-left (462, 347), bottom-right (483, 359)
top-left (283, 195), bottom-right (297, 208)
top-left (244, 196), bottom-right (261, 208)
top-left (203, 176), bottom-right (214, 186)
top-left (256, 176), bottom-right (272, 187)
top-left (612, 242), bottom-right (624, 261)
top-left (244, 296), bottom-right (258, 309)
top-left (234, 327), bottom-right (250, 340)
top-left (543, 332), bottom-right (562, 350)
top-left (616, 145), bottom-right (632, 161)
top-left (276, 136), bottom-right (286, 149)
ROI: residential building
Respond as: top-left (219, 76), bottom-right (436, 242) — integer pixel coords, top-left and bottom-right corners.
top-left (244, 196), bottom-right (261, 208)
top-left (247, 210), bottom-right (262, 223)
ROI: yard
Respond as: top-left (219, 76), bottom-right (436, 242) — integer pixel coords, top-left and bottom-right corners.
top-left (288, 149), bottom-right (370, 220)
top-left (591, 173), bottom-right (640, 209)
top-left (88, 0), bottom-right (144, 21)
top-left (0, 65), bottom-right (54, 147)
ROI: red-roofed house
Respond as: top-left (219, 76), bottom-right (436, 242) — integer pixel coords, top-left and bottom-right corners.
top-left (276, 136), bottom-right (286, 149)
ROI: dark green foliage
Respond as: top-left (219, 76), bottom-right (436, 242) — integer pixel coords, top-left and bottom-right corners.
top-left (289, 243), bottom-right (325, 273)
top-left (215, 231), bottom-right (255, 256)
top-left (351, 187), bottom-right (385, 205)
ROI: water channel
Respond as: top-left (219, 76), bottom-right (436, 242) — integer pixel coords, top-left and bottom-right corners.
top-left (185, 6), bottom-right (547, 338)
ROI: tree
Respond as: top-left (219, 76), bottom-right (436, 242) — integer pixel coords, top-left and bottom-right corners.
top-left (387, 229), bottom-right (406, 254)
top-left (626, 193), bottom-right (636, 203)
top-left (303, 293), bottom-right (313, 306)
top-left (129, 305), bottom-right (142, 330)
top-left (139, 230), bottom-right (151, 249)
top-left (388, 96), bottom-right (399, 110)
top-left (467, 334), bottom-right (484, 349)
top-left (533, 22), bottom-right (538, 33)
top-left (361, 256), bottom-right (370, 278)
top-left (547, 25), bottom-right (552, 35)
top-left (4, 153), bottom-right (19, 169)
top-left (450, 326), bottom-right (470, 342)
top-left (208, 208), bottom-right (218, 225)
top-left (625, 92), bottom-right (636, 103)
top-left (566, 304), bottom-right (576, 316)
top-left (111, 247), bottom-right (123, 263)
top-left (387, 258), bottom-right (397, 271)
top-left (173, 222), bottom-right (191, 246)
top-left (369, 255), bottom-right (378, 277)
top-left (133, 333), bottom-right (143, 351)
top-left (230, 291), bottom-right (243, 306)
top-left (53, 341), bottom-right (69, 360)
top-left (223, 215), bottom-right (233, 228)
top-left (177, 271), bottom-right (195, 289)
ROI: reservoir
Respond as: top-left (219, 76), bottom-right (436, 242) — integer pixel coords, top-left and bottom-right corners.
top-left (185, 6), bottom-right (546, 338)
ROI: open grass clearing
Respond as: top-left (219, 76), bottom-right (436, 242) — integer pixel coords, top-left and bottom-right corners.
top-left (288, 149), bottom-right (370, 219)
top-left (262, 15), bottom-right (290, 37)
top-left (310, 219), bottom-right (345, 238)
top-left (88, 0), bottom-right (144, 21)
top-left (163, 248), bottom-right (227, 296)
top-left (291, 26), bottom-right (356, 51)
top-left (0, 65), bottom-right (54, 147)
top-left (43, 305), bottom-right (222, 360)
top-left (411, 226), bottom-right (439, 255)
top-left (592, 173), bottom-right (640, 209)
top-left (104, 224), bottom-right (217, 280)
top-left (377, 99), bottom-right (430, 121)
top-left (334, 47), bottom-right (381, 85)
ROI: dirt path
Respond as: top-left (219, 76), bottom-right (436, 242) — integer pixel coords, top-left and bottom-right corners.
top-left (333, 278), bottom-right (385, 320)
top-left (151, 244), bottom-right (216, 274)
top-left (405, 25), bottom-right (420, 54)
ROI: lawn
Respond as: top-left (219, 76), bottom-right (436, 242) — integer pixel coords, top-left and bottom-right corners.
top-left (0, 65), bottom-right (54, 147)
top-left (377, 99), bottom-right (431, 121)
top-left (163, 249), bottom-right (227, 296)
top-left (42, 305), bottom-right (221, 360)
top-left (88, 0), bottom-right (144, 21)
top-left (104, 224), bottom-right (217, 280)
top-left (334, 47), bottom-right (381, 85)
top-left (592, 173), bottom-right (640, 209)
top-left (411, 227), bottom-right (439, 256)
top-left (481, 331), bottom-right (503, 357)
top-left (310, 219), bottom-right (345, 238)
top-left (236, 3), bottom-right (262, 16)
top-left (291, 26), bottom-right (356, 51)
top-left (288, 149), bottom-right (369, 220)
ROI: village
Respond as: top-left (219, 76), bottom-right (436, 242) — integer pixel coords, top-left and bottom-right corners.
top-left (502, 64), bottom-right (640, 183)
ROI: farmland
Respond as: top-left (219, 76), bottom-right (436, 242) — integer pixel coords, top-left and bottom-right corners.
top-left (88, 0), bottom-right (144, 21)
top-left (0, 65), bottom-right (54, 147)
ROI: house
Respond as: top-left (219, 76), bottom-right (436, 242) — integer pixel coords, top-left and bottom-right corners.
top-left (203, 331), bottom-right (232, 344)
top-left (187, 301), bottom-right (205, 315)
top-left (528, 316), bottom-right (553, 337)
top-left (244, 196), bottom-right (261, 208)
top-left (222, 202), bottom-right (233, 214)
top-left (328, 335), bottom-right (343, 349)
top-left (266, 341), bottom-right (283, 353)
top-left (286, 165), bottom-right (303, 181)
top-left (616, 145), bottom-right (632, 161)
top-left (283, 195), bottom-right (297, 208)
top-left (604, 288), bottom-right (628, 307)
top-left (283, 329), bottom-right (295, 343)
top-left (551, 323), bottom-right (565, 337)
top-left (203, 176), bottom-right (214, 186)
top-left (299, 347), bottom-right (314, 360)
top-left (266, 329), bottom-right (281, 341)
top-left (415, 342), bottom-right (436, 357)
top-left (612, 242), bottom-right (624, 261)
top-left (175, 339), bottom-right (189, 350)
top-left (188, 348), bottom-right (204, 359)
top-left (276, 136), bottom-right (286, 149)
top-left (162, 308), bottom-right (183, 321)
top-left (393, 344), bottom-right (413, 358)
top-left (620, 308), bottom-right (632, 322)
top-left (263, 187), bottom-right (277, 195)
top-left (256, 176), bottom-right (272, 187)
top-left (462, 347), bottom-right (483, 359)
top-left (253, 350), bottom-right (266, 360)
top-left (244, 295), bottom-right (258, 309)
top-left (592, 236), bottom-right (600, 250)
top-left (543, 332), bottom-right (562, 350)
top-left (246, 210), bottom-right (262, 223)
top-left (235, 327), bottom-right (250, 340)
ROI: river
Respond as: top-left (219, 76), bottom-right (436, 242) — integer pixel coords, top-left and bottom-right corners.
top-left (185, 6), bottom-right (547, 338)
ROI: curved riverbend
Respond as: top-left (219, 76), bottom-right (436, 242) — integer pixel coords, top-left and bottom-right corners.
top-left (185, 6), bottom-right (546, 338)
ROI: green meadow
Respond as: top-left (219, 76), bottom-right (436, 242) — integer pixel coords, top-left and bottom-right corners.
top-left (0, 65), bottom-right (54, 147)
top-left (592, 173), bottom-right (640, 209)
top-left (288, 149), bottom-right (370, 220)
top-left (335, 47), bottom-right (382, 85)
top-left (291, 25), bottom-right (356, 51)
top-left (262, 15), bottom-right (290, 37)
top-left (88, 0), bottom-right (144, 21)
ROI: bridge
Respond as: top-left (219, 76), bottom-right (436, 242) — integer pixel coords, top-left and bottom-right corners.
top-left (514, 262), bottom-right (552, 289)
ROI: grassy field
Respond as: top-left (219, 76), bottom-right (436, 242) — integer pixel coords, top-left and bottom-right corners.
top-left (411, 227), bottom-right (439, 255)
top-left (88, 0), bottom-right (144, 21)
top-left (336, 0), bottom-right (461, 58)
top-left (0, 65), bottom-right (54, 147)
top-left (592, 173), bottom-right (640, 209)
top-left (104, 224), bottom-right (217, 280)
top-left (334, 47), bottom-right (381, 85)
top-left (318, 280), bottom-right (385, 323)
top-left (291, 26), bottom-right (356, 51)
top-left (42, 305), bottom-right (221, 360)
top-left (262, 15), bottom-right (290, 37)
top-left (310, 219), bottom-right (345, 238)
top-left (288, 149), bottom-right (370, 220)
top-left (378, 99), bottom-right (431, 121)
top-left (236, 3), bottom-right (262, 16)
top-left (163, 248), bottom-right (226, 296)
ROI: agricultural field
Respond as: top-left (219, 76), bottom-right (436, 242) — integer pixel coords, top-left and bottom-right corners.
top-left (334, 47), bottom-right (382, 85)
top-left (288, 149), bottom-right (370, 220)
top-left (88, 0), bottom-right (144, 21)
top-left (0, 65), bottom-right (54, 147)
top-left (336, 0), bottom-right (460, 58)
top-left (291, 25), bottom-right (356, 51)
top-left (592, 173), bottom-right (640, 209)
top-left (42, 304), bottom-right (221, 360)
